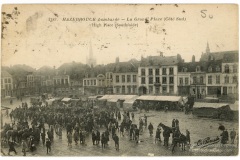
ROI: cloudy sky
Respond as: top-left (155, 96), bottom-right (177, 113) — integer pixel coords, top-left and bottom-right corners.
top-left (1, 4), bottom-right (238, 69)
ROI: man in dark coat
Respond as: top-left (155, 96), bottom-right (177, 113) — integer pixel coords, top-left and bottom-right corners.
top-left (148, 123), bottom-right (154, 136)
top-left (46, 138), bottom-right (51, 154)
top-left (113, 134), bottom-right (119, 151)
top-left (8, 141), bottom-right (17, 155)
top-left (92, 131), bottom-right (96, 145)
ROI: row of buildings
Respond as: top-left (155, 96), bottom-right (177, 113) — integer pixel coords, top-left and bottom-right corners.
top-left (1, 44), bottom-right (239, 99)
top-left (83, 45), bottom-right (238, 99)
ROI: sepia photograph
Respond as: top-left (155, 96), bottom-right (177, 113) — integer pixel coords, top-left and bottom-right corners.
top-left (0, 3), bottom-right (239, 156)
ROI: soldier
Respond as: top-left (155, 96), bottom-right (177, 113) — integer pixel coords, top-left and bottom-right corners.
top-left (113, 133), bottom-right (119, 151)
top-left (46, 138), bottom-right (51, 154)
top-left (148, 123), bottom-right (154, 136)
top-left (230, 128), bottom-right (236, 144)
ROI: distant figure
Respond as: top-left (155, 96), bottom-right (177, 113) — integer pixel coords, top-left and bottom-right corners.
top-left (22, 140), bottom-right (27, 156)
top-left (46, 138), bottom-right (51, 154)
top-left (113, 133), bottom-right (119, 151)
top-left (67, 132), bottom-right (72, 147)
top-left (148, 123), bottom-right (154, 136)
top-left (230, 128), bottom-right (236, 144)
top-left (186, 129), bottom-right (191, 144)
top-left (8, 141), bottom-right (17, 155)
top-left (131, 112), bottom-right (134, 120)
top-left (155, 128), bottom-right (161, 143)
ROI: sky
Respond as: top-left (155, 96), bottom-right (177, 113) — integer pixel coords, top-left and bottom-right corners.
top-left (1, 4), bottom-right (238, 69)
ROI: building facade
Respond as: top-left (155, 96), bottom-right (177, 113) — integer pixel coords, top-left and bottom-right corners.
top-left (138, 54), bottom-right (180, 95)
top-left (1, 71), bottom-right (13, 98)
top-left (112, 72), bottom-right (138, 94)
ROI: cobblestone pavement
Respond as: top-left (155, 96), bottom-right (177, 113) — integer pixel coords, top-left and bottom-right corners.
top-left (1, 98), bottom-right (238, 156)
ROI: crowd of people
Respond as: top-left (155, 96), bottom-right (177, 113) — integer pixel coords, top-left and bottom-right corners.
top-left (1, 97), bottom-right (238, 156)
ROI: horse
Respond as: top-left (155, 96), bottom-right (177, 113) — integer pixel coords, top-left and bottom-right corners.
top-left (158, 123), bottom-right (174, 133)
top-left (172, 133), bottom-right (188, 153)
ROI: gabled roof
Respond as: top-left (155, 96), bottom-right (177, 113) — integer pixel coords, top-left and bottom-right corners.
top-left (178, 60), bottom-right (222, 73)
top-left (200, 50), bottom-right (238, 62)
top-left (1, 71), bottom-right (12, 77)
top-left (140, 55), bottom-right (179, 67)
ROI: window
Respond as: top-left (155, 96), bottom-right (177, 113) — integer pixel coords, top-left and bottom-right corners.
top-left (65, 79), bottom-right (68, 84)
top-left (169, 68), bottom-right (174, 75)
top-left (155, 77), bottom-right (160, 83)
top-left (193, 77), bottom-right (197, 84)
top-left (5, 84), bottom-right (8, 90)
top-left (162, 86), bottom-right (167, 93)
top-left (94, 80), bottom-right (96, 85)
top-left (225, 76), bottom-right (229, 83)
top-left (179, 78), bottom-right (183, 85)
top-left (4, 78), bottom-right (7, 83)
top-left (233, 64), bottom-right (238, 73)
top-left (149, 77), bottom-right (153, 84)
top-left (133, 86), bottom-right (137, 94)
top-left (84, 80), bottom-right (86, 86)
top-left (169, 77), bottom-right (174, 84)
top-left (8, 78), bottom-right (11, 83)
top-left (225, 65), bottom-right (229, 73)
top-left (208, 75), bottom-right (212, 84)
top-left (87, 80), bottom-right (89, 86)
top-left (127, 86), bottom-right (131, 94)
top-left (127, 75), bottom-right (131, 82)
top-left (149, 86), bottom-right (153, 94)
top-left (122, 86), bottom-right (125, 94)
top-left (162, 77), bottom-right (167, 84)
top-left (90, 80), bottom-right (93, 86)
top-left (233, 75), bottom-right (238, 83)
top-left (133, 75), bottom-right (136, 82)
top-left (216, 75), bottom-right (220, 84)
top-left (185, 78), bottom-right (189, 85)
top-left (196, 66), bottom-right (201, 72)
top-left (116, 87), bottom-right (120, 94)
top-left (216, 66), bottom-right (221, 72)
top-left (200, 76), bottom-right (204, 84)
top-left (141, 77), bottom-right (145, 84)
top-left (169, 86), bottom-right (174, 93)
top-left (9, 84), bottom-right (11, 90)
top-left (116, 75), bottom-right (119, 83)
top-left (141, 69), bottom-right (145, 76)
top-left (208, 66), bottom-right (212, 72)
top-left (155, 69), bottom-right (159, 75)
top-left (162, 68), bottom-right (167, 75)
top-left (122, 75), bottom-right (125, 83)
top-left (149, 68), bottom-right (153, 75)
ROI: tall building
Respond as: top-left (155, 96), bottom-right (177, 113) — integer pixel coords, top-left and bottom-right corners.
top-left (138, 53), bottom-right (180, 95)
top-left (86, 41), bottom-right (97, 68)
top-left (1, 71), bottom-right (13, 98)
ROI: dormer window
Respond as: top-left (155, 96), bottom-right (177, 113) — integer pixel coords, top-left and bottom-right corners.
top-left (225, 64), bottom-right (229, 73)
top-left (208, 66), bottom-right (212, 72)
top-left (196, 66), bottom-right (201, 72)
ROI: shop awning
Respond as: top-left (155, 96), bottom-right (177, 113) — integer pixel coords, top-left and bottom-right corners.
top-left (1, 106), bottom-right (10, 110)
top-left (229, 101), bottom-right (238, 111)
top-left (107, 99), bottom-right (119, 103)
top-left (61, 98), bottom-right (72, 102)
top-left (88, 96), bottom-right (98, 99)
top-left (193, 102), bottom-right (229, 109)
top-left (136, 96), bottom-right (182, 102)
